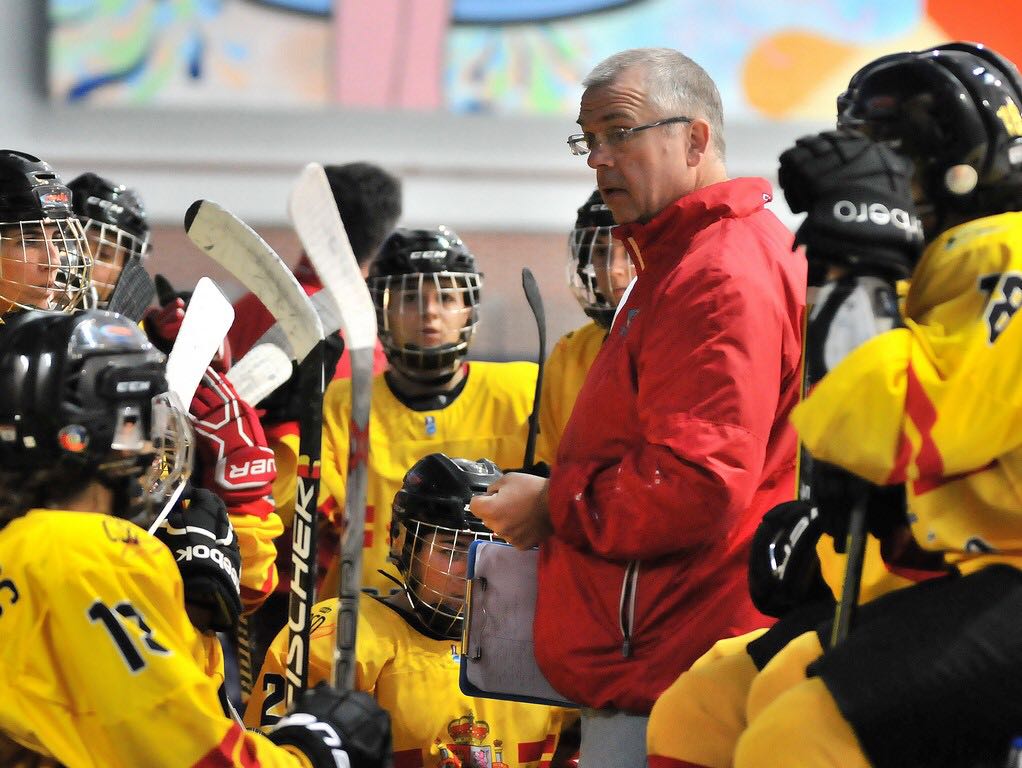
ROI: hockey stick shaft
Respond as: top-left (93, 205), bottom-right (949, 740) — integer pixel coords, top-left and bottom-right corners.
top-left (521, 268), bottom-right (546, 470)
top-left (288, 163), bottom-right (376, 694)
top-left (830, 492), bottom-right (868, 647)
top-left (184, 200), bottom-right (325, 704)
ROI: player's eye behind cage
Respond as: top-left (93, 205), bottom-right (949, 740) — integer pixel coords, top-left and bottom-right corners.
top-left (371, 271), bottom-right (482, 362)
top-left (0, 218), bottom-right (93, 313)
top-left (141, 391), bottom-right (194, 502)
top-left (82, 218), bottom-right (148, 300)
top-left (402, 519), bottom-right (497, 637)
top-left (568, 225), bottom-right (633, 320)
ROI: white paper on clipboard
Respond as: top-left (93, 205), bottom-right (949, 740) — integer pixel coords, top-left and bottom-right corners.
top-left (460, 540), bottom-right (577, 708)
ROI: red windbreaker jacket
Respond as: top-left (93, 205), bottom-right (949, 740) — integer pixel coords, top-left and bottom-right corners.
top-left (537, 178), bottom-right (805, 713)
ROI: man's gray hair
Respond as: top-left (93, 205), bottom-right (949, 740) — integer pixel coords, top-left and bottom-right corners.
top-left (583, 48), bottom-right (726, 160)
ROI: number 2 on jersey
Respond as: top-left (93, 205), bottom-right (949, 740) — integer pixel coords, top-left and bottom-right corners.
top-left (88, 599), bottom-right (170, 672)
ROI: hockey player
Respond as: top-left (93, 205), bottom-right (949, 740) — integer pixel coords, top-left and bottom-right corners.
top-left (0, 309), bottom-right (391, 767)
top-left (646, 128), bottom-right (923, 768)
top-left (0, 150), bottom-right (91, 318)
top-left (274, 227), bottom-right (537, 597)
top-left (66, 171), bottom-right (149, 309)
top-left (247, 453), bottom-right (569, 767)
top-left (534, 189), bottom-right (634, 465)
top-left (729, 43), bottom-right (1022, 768)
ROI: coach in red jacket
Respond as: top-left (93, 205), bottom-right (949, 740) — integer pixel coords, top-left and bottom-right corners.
top-left (472, 47), bottom-right (805, 766)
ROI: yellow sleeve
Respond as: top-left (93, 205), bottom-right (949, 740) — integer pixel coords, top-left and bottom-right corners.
top-left (233, 508), bottom-right (284, 612)
top-left (0, 512), bottom-right (303, 768)
top-left (536, 333), bottom-right (573, 467)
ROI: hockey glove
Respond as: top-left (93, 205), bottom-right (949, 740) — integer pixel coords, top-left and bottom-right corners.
top-left (748, 500), bottom-right (833, 618)
top-left (778, 128), bottom-right (924, 284)
top-left (268, 683), bottom-right (392, 768)
top-left (191, 365), bottom-right (276, 509)
top-left (813, 461), bottom-right (908, 553)
top-left (142, 275), bottom-right (231, 369)
top-left (154, 485), bottom-right (242, 633)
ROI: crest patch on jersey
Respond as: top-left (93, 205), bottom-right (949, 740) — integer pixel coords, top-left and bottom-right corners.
top-left (425, 415), bottom-right (437, 436)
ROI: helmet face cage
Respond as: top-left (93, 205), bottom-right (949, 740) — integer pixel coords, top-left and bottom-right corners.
top-left (0, 216), bottom-right (92, 315)
top-left (568, 224), bottom-right (634, 328)
top-left (371, 270), bottom-right (482, 379)
top-left (81, 217), bottom-right (148, 304)
top-left (140, 391), bottom-right (194, 505)
top-left (396, 516), bottom-right (498, 639)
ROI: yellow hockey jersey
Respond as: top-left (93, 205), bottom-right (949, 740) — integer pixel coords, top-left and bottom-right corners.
top-left (275, 361), bottom-right (537, 596)
top-left (793, 212), bottom-right (1022, 574)
top-left (247, 597), bottom-right (568, 767)
top-left (0, 509), bottom-right (306, 768)
top-left (535, 321), bottom-right (606, 466)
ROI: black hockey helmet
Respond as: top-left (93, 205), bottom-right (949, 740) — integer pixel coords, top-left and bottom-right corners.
top-left (837, 42), bottom-right (1022, 225)
top-left (0, 151), bottom-right (92, 315)
top-left (568, 190), bottom-right (632, 329)
top-left (0, 310), bottom-right (193, 519)
top-left (67, 172), bottom-right (150, 306)
top-left (389, 453), bottom-right (502, 639)
top-left (368, 227), bottom-right (482, 382)
top-left (0, 150), bottom-right (75, 222)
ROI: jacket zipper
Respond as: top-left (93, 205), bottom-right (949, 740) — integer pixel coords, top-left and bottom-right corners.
top-left (618, 560), bottom-right (639, 657)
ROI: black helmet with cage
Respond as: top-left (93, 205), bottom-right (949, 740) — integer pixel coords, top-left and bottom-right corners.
top-left (0, 309), bottom-right (193, 528)
top-left (368, 227), bottom-right (482, 383)
top-left (568, 189), bottom-right (631, 329)
top-left (0, 150), bottom-right (92, 316)
top-left (67, 172), bottom-right (150, 306)
top-left (837, 42), bottom-right (1022, 234)
top-left (389, 453), bottom-right (503, 639)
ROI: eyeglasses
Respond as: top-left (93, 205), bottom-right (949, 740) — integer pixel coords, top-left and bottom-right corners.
top-left (567, 116), bottom-right (692, 156)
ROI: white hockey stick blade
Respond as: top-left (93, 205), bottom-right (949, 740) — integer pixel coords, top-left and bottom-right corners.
top-left (251, 289), bottom-right (343, 361)
top-left (184, 199), bottom-right (323, 360)
top-left (227, 343), bottom-right (294, 404)
top-left (165, 276), bottom-right (234, 409)
top-left (288, 164), bottom-right (377, 351)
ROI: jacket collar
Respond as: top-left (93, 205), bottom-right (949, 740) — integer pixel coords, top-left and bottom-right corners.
top-left (613, 177), bottom-right (774, 273)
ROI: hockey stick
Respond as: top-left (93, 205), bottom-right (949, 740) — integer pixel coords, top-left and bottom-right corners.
top-left (184, 199), bottom-right (326, 706)
top-left (248, 289), bottom-right (343, 361)
top-left (288, 162), bottom-right (376, 694)
top-left (226, 343), bottom-right (295, 406)
top-left (148, 276), bottom-right (235, 535)
top-left (106, 257), bottom-right (156, 321)
top-left (521, 268), bottom-right (546, 470)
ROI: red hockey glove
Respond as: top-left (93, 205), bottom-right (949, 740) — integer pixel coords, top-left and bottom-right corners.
top-left (191, 366), bottom-right (276, 509)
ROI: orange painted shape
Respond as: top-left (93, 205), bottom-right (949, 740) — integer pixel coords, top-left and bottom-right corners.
top-left (743, 31), bottom-right (856, 118)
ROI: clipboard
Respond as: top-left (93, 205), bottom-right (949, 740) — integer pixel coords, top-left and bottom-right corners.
top-left (460, 540), bottom-right (578, 708)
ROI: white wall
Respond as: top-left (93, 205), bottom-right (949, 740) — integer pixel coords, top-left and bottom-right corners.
top-left (12, 2), bottom-right (824, 232)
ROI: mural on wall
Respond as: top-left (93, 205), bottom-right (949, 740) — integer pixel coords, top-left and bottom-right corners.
top-left (48, 0), bottom-right (1021, 119)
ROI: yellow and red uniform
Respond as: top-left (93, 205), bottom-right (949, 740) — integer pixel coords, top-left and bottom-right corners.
top-left (247, 596), bottom-right (568, 768)
top-left (274, 361), bottom-right (537, 596)
top-left (0, 509), bottom-right (309, 767)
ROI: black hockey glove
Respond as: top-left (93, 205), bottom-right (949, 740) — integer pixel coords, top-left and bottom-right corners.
top-left (258, 333), bottom-right (345, 426)
top-left (812, 461), bottom-right (908, 553)
top-left (154, 485), bottom-right (242, 633)
top-left (778, 128), bottom-right (924, 284)
top-left (748, 500), bottom-right (833, 618)
top-left (268, 683), bottom-right (392, 768)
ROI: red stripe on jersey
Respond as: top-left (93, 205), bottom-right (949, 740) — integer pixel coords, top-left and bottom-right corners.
top-left (648, 757), bottom-right (712, 768)
top-left (192, 722), bottom-right (261, 768)
top-left (519, 737), bottom-right (547, 762)
top-left (365, 505), bottom-right (375, 523)
top-left (364, 531), bottom-right (373, 548)
top-left (393, 748), bottom-right (424, 768)
top-left (904, 365), bottom-right (945, 491)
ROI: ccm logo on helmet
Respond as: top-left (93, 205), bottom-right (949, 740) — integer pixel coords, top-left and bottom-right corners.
top-left (115, 380), bottom-right (153, 394)
top-left (833, 200), bottom-right (923, 241)
top-left (409, 250), bottom-right (447, 264)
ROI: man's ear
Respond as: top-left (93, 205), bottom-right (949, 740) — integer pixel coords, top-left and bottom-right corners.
top-left (687, 119), bottom-right (711, 166)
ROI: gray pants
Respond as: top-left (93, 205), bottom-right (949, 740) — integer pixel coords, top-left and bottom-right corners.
top-left (579, 708), bottom-right (649, 767)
